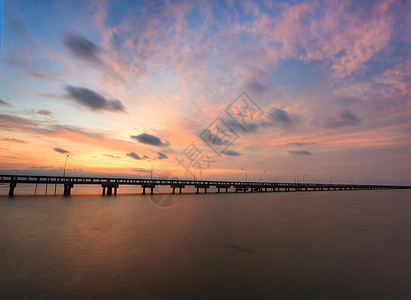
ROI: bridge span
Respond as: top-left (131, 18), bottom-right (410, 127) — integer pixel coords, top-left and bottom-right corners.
top-left (1, 175), bottom-right (409, 197)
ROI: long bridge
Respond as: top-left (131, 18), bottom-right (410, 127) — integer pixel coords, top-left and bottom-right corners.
top-left (1, 175), bottom-right (409, 197)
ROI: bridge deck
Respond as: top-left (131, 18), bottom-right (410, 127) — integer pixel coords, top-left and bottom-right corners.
top-left (1, 175), bottom-right (409, 196)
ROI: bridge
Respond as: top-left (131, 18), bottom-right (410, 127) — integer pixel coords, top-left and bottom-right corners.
top-left (1, 175), bottom-right (409, 197)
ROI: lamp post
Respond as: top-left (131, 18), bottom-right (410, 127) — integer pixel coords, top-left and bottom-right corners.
top-left (259, 170), bottom-right (266, 182)
top-left (241, 168), bottom-right (248, 182)
top-left (292, 172), bottom-right (299, 184)
top-left (148, 160), bottom-right (153, 180)
top-left (194, 165), bottom-right (200, 181)
top-left (63, 154), bottom-right (69, 177)
top-left (325, 175), bottom-right (335, 184)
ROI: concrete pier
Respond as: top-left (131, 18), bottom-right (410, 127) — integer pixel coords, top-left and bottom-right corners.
top-left (63, 183), bottom-right (73, 196)
top-left (102, 183), bottom-right (119, 196)
top-left (9, 182), bottom-right (16, 197)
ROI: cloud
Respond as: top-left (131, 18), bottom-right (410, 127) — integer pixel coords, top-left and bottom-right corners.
top-left (131, 133), bottom-right (169, 147)
top-left (225, 118), bottom-right (259, 134)
top-left (65, 85), bottom-right (126, 112)
top-left (334, 97), bottom-right (361, 106)
top-left (63, 33), bottom-right (102, 64)
top-left (157, 152), bottom-right (168, 159)
top-left (200, 129), bottom-right (226, 145)
top-left (244, 78), bottom-right (270, 96)
top-left (2, 137), bottom-right (26, 144)
top-left (127, 152), bottom-right (141, 160)
top-left (0, 98), bottom-right (11, 106)
top-left (265, 108), bottom-right (299, 128)
top-left (6, 17), bottom-right (28, 37)
top-left (30, 166), bottom-right (54, 170)
top-left (36, 110), bottom-right (52, 116)
top-left (222, 149), bottom-right (241, 156)
top-left (131, 168), bottom-right (151, 173)
top-left (289, 150), bottom-right (312, 155)
top-left (54, 147), bottom-right (70, 154)
top-left (27, 71), bottom-right (60, 82)
top-left (103, 154), bottom-right (120, 159)
top-left (286, 141), bottom-right (316, 147)
top-left (327, 109), bottom-right (361, 128)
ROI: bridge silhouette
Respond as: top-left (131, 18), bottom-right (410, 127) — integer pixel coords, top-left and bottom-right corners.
top-left (1, 175), bottom-right (409, 197)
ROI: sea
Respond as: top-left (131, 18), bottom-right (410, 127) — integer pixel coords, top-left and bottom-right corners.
top-left (0, 184), bottom-right (410, 299)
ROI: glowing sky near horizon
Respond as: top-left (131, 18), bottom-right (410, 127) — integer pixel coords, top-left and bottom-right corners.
top-left (0, 0), bottom-right (410, 184)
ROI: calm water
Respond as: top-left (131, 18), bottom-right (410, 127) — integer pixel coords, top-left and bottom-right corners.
top-left (0, 189), bottom-right (410, 299)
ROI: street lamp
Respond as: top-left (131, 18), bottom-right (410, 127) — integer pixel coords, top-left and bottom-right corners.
top-left (194, 165), bottom-right (200, 181)
top-left (325, 175), bottom-right (335, 184)
top-left (260, 170), bottom-right (266, 182)
top-left (292, 172), bottom-right (299, 184)
top-left (63, 154), bottom-right (69, 177)
top-left (241, 168), bottom-right (248, 182)
top-left (148, 160), bottom-right (153, 180)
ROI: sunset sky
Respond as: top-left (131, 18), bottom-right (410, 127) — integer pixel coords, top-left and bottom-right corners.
top-left (0, 0), bottom-right (410, 185)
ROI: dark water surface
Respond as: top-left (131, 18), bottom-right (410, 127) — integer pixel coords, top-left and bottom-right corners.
top-left (1, 190), bottom-right (410, 299)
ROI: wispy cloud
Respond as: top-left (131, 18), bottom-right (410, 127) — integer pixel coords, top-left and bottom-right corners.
top-left (222, 149), bottom-right (241, 156)
top-left (103, 154), bottom-right (120, 159)
top-left (0, 99), bottom-right (11, 106)
top-left (36, 110), bottom-right (52, 116)
top-left (327, 109), bottom-right (361, 128)
top-left (286, 142), bottom-right (316, 147)
top-left (289, 150), bottom-right (312, 155)
top-left (131, 133), bottom-right (169, 147)
top-left (127, 152), bottom-right (141, 160)
top-left (27, 71), bottom-right (60, 82)
top-left (65, 85), bottom-right (126, 112)
top-left (157, 152), bottom-right (168, 159)
top-left (54, 147), bottom-right (70, 154)
top-left (3, 137), bottom-right (26, 144)
top-left (264, 108), bottom-right (300, 128)
top-left (63, 33), bottom-right (102, 64)
top-left (6, 17), bottom-right (28, 38)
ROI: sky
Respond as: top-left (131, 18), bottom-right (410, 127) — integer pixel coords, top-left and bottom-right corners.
top-left (0, 0), bottom-right (410, 185)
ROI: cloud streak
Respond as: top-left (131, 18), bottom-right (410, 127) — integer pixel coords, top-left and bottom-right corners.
top-left (0, 99), bottom-right (11, 106)
top-left (65, 85), bottom-right (126, 112)
top-left (131, 133), bottom-right (169, 147)
top-left (157, 152), bottom-right (168, 159)
top-left (327, 109), bottom-right (361, 128)
top-left (63, 33), bottom-right (102, 64)
top-left (289, 150), bottom-right (312, 155)
top-left (126, 152), bottom-right (141, 160)
top-left (54, 147), bottom-right (70, 154)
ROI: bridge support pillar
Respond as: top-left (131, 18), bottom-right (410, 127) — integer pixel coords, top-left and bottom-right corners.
top-left (102, 184), bottom-right (118, 196)
top-left (196, 187), bottom-right (199, 194)
top-left (226, 187), bottom-right (228, 193)
top-left (64, 183), bottom-right (73, 196)
top-left (217, 187), bottom-right (220, 193)
top-left (179, 188), bottom-right (182, 194)
top-left (9, 182), bottom-right (16, 197)
top-left (172, 187), bottom-right (175, 194)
